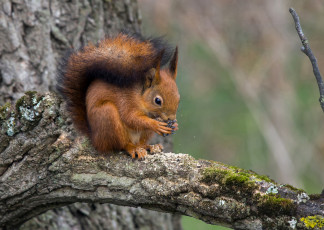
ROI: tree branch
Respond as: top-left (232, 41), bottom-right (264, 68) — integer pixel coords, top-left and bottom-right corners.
top-left (0, 92), bottom-right (323, 230)
top-left (289, 7), bottom-right (324, 112)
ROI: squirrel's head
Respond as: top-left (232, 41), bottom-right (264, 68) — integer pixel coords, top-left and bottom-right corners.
top-left (142, 47), bottom-right (180, 122)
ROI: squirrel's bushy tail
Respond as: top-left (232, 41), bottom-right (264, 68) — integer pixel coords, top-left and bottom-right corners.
top-left (56, 32), bottom-right (173, 135)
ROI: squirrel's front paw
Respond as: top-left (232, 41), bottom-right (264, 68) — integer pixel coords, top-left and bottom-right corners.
top-left (151, 120), bottom-right (172, 136)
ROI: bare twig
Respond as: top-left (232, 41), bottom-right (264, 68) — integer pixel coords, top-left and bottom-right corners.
top-left (289, 8), bottom-right (324, 112)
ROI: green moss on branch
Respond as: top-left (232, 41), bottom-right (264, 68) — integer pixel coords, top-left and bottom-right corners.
top-left (257, 195), bottom-right (297, 216)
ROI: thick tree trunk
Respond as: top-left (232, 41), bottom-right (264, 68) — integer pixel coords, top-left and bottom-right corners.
top-left (1, 92), bottom-right (323, 230)
top-left (0, 0), bottom-right (141, 104)
top-left (0, 0), bottom-right (180, 229)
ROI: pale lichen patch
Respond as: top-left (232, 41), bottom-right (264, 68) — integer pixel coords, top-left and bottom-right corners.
top-left (19, 106), bottom-right (40, 121)
top-left (6, 91), bottom-right (45, 134)
top-left (219, 199), bottom-right (226, 206)
top-left (297, 193), bottom-right (310, 204)
top-left (288, 217), bottom-right (297, 229)
top-left (5, 117), bottom-right (16, 136)
top-left (266, 185), bottom-right (279, 195)
top-left (71, 172), bottom-right (135, 189)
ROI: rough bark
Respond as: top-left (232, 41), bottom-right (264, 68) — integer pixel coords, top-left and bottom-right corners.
top-left (0, 0), bottom-right (141, 104)
top-left (19, 203), bottom-right (181, 230)
top-left (0, 0), bottom-right (180, 229)
top-left (1, 92), bottom-right (323, 230)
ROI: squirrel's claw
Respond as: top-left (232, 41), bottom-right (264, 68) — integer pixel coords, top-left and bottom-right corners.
top-left (152, 120), bottom-right (172, 136)
top-left (172, 122), bottom-right (178, 131)
top-left (127, 147), bottom-right (148, 159)
top-left (136, 148), bottom-right (147, 159)
top-left (128, 149), bottom-right (136, 159)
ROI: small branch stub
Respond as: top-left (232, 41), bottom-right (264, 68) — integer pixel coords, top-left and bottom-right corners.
top-left (289, 7), bottom-right (324, 112)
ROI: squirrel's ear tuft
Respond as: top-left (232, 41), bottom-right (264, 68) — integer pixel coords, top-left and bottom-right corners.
top-left (154, 49), bottom-right (165, 71)
top-left (144, 68), bottom-right (156, 90)
top-left (169, 47), bottom-right (178, 80)
top-left (143, 50), bottom-right (164, 91)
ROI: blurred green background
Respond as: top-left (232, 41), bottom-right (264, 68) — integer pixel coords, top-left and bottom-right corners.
top-left (139, 0), bottom-right (324, 229)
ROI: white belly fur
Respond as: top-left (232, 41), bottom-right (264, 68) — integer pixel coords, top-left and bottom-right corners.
top-left (128, 129), bottom-right (142, 145)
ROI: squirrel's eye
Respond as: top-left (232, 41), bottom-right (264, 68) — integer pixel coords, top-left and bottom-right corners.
top-left (154, 96), bottom-right (162, 106)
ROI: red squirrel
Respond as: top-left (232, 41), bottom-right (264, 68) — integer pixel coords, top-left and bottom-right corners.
top-left (57, 33), bottom-right (179, 159)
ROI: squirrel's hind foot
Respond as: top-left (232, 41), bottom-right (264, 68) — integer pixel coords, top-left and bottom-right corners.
top-left (147, 144), bottom-right (163, 154)
top-left (127, 146), bottom-right (148, 159)
top-left (126, 144), bottom-right (163, 159)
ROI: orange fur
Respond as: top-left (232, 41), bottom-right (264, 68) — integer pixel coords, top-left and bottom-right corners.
top-left (57, 33), bottom-right (179, 158)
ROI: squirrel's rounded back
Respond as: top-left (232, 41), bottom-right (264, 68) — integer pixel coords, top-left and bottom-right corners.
top-left (56, 32), bottom-right (177, 135)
